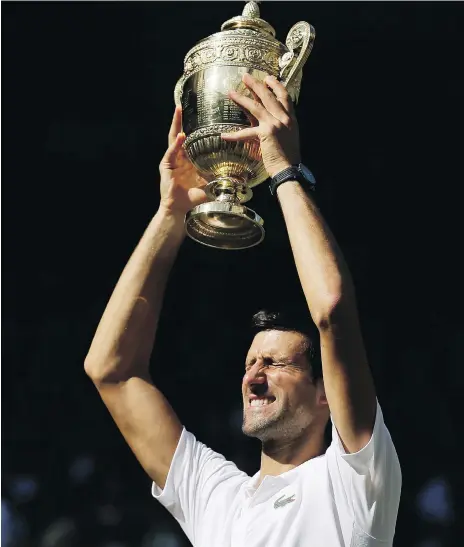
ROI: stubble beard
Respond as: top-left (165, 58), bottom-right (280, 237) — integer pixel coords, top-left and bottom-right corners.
top-left (242, 400), bottom-right (289, 442)
top-left (242, 400), bottom-right (314, 444)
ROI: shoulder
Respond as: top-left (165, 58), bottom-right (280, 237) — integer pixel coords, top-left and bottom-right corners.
top-left (328, 401), bottom-right (401, 474)
top-left (152, 427), bottom-right (249, 544)
top-left (153, 427), bottom-right (249, 500)
top-left (325, 401), bottom-right (402, 542)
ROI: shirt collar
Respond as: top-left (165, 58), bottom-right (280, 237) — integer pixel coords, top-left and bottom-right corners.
top-left (243, 471), bottom-right (290, 501)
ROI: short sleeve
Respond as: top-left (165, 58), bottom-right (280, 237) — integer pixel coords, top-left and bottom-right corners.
top-left (152, 428), bottom-right (248, 545)
top-left (326, 401), bottom-right (402, 543)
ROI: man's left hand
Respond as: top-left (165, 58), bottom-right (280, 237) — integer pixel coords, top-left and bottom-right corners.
top-left (220, 73), bottom-right (301, 178)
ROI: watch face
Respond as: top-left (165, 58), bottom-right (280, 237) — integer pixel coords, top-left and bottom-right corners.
top-left (299, 164), bottom-right (316, 185)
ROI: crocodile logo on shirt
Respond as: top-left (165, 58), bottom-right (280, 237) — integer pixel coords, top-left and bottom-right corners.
top-left (274, 494), bottom-right (296, 509)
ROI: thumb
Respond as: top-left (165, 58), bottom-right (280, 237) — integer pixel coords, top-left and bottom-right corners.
top-left (161, 132), bottom-right (185, 169)
top-left (188, 187), bottom-right (209, 207)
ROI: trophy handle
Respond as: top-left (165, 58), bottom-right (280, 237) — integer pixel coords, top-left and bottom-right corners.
top-left (279, 22), bottom-right (315, 103)
top-left (174, 75), bottom-right (185, 107)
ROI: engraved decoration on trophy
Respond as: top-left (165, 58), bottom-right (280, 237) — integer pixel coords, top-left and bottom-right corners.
top-left (174, 1), bottom-right (315, 249)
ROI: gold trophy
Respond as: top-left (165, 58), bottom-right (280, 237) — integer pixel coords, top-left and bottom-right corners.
top-left (175, 1), bottom-right (315, 249)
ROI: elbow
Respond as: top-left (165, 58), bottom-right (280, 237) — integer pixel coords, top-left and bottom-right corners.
top-left (84, 356), bottom-right (117, 385)
top-left (312, 293), bottom-right (357, 331)
top-left (84, 355), bottom-right (147, 385)
top-left (314, 308), bottom-right (340, 331)
top-left (84, 356), bottom-right (103, 383)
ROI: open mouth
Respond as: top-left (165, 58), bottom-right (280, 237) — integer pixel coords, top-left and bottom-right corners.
top-left (249, 396), bottom-right (276, 408)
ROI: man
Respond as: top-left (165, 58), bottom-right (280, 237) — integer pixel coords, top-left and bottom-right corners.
top-left (85, 73), bottom-right (401, 546)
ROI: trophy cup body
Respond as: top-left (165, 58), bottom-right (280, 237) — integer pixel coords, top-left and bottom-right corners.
top-left (175, 1), bottom-right (315, 249)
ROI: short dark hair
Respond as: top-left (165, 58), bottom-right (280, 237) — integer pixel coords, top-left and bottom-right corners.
top-left (251, 309), bottom-right (322, 382)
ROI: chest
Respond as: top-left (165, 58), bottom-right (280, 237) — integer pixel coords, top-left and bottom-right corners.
top-left (199, 473), bottom-right (343, 547)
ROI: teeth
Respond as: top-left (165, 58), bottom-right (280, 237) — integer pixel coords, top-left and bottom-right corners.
top-left (250, 398), bottom-right (274, 407)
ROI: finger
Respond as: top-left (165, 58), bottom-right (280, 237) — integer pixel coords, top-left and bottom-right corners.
top-left (228, 90), bottom-right (273, 124)
top-left (168, 106), bottom-right (182, 146)
top-left (247, 89), bottom-right (260, 126)
top-left (161, 131), bottom-right (185, 169)
top-left (264, 75), bottom-right (294, 116)
top-left (194, 173), bottom-right (208, 188)
top-left (250, 88), bottom-right (260, 103)
top-left (220, 127), bottom-right (260, 142)
top-left (242, 73), bottom-right (289, 123)
top-left (231, 88), bottom-right (259, 126)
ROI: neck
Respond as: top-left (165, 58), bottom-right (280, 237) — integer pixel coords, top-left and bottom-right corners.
top-left (258, 425), bottom-right (326, 485)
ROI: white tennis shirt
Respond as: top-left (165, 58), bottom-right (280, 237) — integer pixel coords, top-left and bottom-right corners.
top-left (152, 401), bottom-right (401, 546)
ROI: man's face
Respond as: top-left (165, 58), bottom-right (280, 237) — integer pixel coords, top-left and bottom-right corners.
top-left (242, 329), bottom-right (325, 442)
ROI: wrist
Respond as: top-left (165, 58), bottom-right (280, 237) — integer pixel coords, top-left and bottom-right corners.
top-left (155, 206), bottom-right (186, 236)
top-left (267, 161), bottom-right (293, 179)
top-left (276, 179), bottom-right (302, 199)
top-left (270, 163), bottom-right (316, 197)
top-left (157, 203), bottom-right (184, 221)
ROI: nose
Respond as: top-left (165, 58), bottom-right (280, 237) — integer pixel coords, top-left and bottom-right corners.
top-left (244, 361), bottom-right (267, 386)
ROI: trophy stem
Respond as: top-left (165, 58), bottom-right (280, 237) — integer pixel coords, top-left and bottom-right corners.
top-left (206, 177), bottom-right (253, 205)
top-left (214, 180), bottom-right (241, 205)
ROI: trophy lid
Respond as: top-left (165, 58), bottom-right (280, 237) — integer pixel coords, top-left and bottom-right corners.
top-left (221, 1), bottom-right (275, 37)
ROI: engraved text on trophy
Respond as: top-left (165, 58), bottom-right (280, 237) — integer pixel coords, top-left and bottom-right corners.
top-left (181, 66), bottom-right (268, 135)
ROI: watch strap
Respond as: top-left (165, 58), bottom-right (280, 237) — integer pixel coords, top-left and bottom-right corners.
top-left (269, 165), bottom-right (316, 196)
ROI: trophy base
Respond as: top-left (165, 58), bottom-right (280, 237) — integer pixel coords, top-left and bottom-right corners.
top-left (185, 202), bottom-right (265, 250)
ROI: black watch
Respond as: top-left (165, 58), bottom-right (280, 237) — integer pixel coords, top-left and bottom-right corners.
top-left (269, 163), bottom-right (316, 196)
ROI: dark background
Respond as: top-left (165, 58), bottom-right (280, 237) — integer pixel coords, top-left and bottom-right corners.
top-left (2, 2), bottom-right (463, 546)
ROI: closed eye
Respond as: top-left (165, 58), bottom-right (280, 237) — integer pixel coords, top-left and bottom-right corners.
top-left (245, 358), bottom-right (286, 371)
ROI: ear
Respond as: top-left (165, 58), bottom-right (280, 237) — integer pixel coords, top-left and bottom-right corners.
top-left (316, 378), bottom-right (328, 406)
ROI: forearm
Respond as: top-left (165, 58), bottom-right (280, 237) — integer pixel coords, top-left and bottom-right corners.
top-left (277, 181), bottom-right (356, 325)
top-left (85, 207), bottom-right (185, 382)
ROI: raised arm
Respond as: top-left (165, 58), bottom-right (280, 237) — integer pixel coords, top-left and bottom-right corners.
top-left (84, 107), bottom-right (208, 487)
top-left (276, 182), bottom-right (376, 452)
top-left (222, 74), bottom-right (376, 453)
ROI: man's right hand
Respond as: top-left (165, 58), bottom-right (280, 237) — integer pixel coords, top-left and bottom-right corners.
top-left (159, 106), bottom-right (209, 217)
